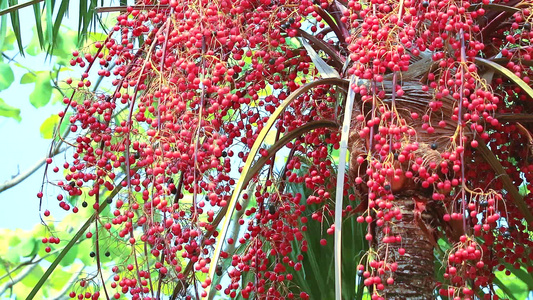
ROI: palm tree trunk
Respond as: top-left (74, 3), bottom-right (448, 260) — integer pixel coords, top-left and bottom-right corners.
top-left (375, 195), bottom-right (435, 299)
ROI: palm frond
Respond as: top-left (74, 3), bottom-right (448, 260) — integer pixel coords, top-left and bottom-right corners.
top-left (284, 153), bottom-right (368, 300)
top-left (474, 136), bottom-right (533, 223)
top-left (206, 78), bottom-right (348, 294)
top-left (476, 57), bottom-right (533, 100)
top-left (0, 0), bottom-right (99, 54)
top-left (334, 75), bottom-right (356, 300)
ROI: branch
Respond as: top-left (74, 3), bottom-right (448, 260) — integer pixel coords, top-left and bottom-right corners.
top-left (0, 263), bottom-right (39, 296)
top-left (296, 28), bottom-right (345, 70)
top-left (0, 255), bottom-right (37, 282)
top-left (0, 0), bottom-right (43, 16)
top-left (495, 113), bottom-right (533, 123)
top-left (0, 237), bottom-right (82, 284)
top-left (1, 104), bottom-right (72, 194)
top-left (49, 266), bottom-right (85, 300)
top-left (314, 3), bottom-right (349, 47)
top-left (0, 146), bottom-right (65, 193)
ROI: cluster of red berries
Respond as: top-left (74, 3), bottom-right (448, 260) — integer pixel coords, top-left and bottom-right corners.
top-left (36, 0), bottom-right (533, 299)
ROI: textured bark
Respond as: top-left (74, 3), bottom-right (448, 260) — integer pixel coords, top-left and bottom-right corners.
top-left (346, 67), bottom-right (448, 299)
top-left (375, 195), bottom-right (435, 300)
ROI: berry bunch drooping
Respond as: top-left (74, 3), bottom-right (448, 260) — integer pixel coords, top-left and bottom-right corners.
top-left (37, 1), bottom-right (533, 299)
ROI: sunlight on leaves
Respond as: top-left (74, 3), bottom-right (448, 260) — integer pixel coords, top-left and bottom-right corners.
top-left (39, 114), bottom-right (59, 139)
top-left (0, 62), bottom-right (15, 91)
top-left (0, 98), bottom-right (21, 121)
top-left (27, 72), bottom-right (52, 108)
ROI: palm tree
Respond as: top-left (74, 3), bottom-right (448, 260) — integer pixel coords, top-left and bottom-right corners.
top-left (3, 1), bottom-right (533, 299)
top-left (348, 65), bottom-right (455, 299)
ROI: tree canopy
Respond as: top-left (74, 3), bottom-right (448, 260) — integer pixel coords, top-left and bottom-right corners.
top-left (1, 0), bottom-right (533, 299)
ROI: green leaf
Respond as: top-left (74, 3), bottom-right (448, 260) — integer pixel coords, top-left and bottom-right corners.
top-left (1, 30), bottom-right (16, 51)
top-left (48, 0), bottom-right (69, 55)
top-left (502, 263), bottom-right (533, 290)
top-left (14, 286), bottom-right (36, 300)
top-left (16, 237), bottom-right (38, 257)
top-left (298, 220), bottom-right (328, 295)
top-left (78, 0), bottom-right (88, 45)
top-left (0, 0), bottom-right (7, 52)
top-left (26, 27), bottom-right (44, 56)
top-left (29, 72), bottom-right (52, 108)
top-left (60, 112), bottom-right (71, 133)
top-left (8, 0), bottom-right (24, 55)
top-left (493, 274), bottom-right (523, 300)
top-left (20, 72), bottom-right (37, 84)
top-left (40, 114), bottom-right (59, 139)
top-left (77, 0), bottom-right (100, 47)
top-left (87, 31), bottom-right (107, 45)
top-left (27, 24), bottom-right (79, 61)
top-left (26, 28), bottom-right (41, 56)
top-left (77, 239), bottom-right (95, 265)
top-left (0, 62), bottom-right (15, 91)
top-left (21, 265), bottom-right (44, 288)
top-left (5, 247), bottom-right (20, 264)
top-left (8, 234), bottom-right (21, 245)
top-left (32, 2), bottom-right (44, 49)
top-left (44, 0), bottom-right (52, 44)
top-left (50, 267), bottom-right (74, 290)
top-left (0, 98), bottom-right (21, 122)
top-left (52, 29), bottom-right (77, 65)
top-left (284, 168), bottom-right (366, 300)
top-left (519, 182), bottom-right (530, 195)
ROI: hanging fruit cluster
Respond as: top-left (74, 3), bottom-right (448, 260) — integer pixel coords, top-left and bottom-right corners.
top-left (37, 0), bottom-right (533, 299)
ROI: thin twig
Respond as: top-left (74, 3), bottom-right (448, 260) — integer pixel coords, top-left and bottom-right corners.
top-left (96, 5), bottom-right (170, 13)
top-left (0, 254), bottom-right (36, 284)
top-left (143, 242), bottom-right (155, 299)
top-left (48, 266), bottom-right (86, 300)
top-left (27, 170), bottom-right (137, 299)
top-left (0, 146), bottom-right (65, 193)
top-left (207, 188), bottom-right (252, 299)
top-left (0, 240), bottom-right (81, 283)
top-left (94, 192), bottom-right (111, 300)
top-left (0, 263), bottom-right (39, 296)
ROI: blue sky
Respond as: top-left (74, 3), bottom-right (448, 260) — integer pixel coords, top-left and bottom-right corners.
top-left (0, 56), bottom-right (64, 230)
top-left (0, 4), bottom-right (85, 230)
